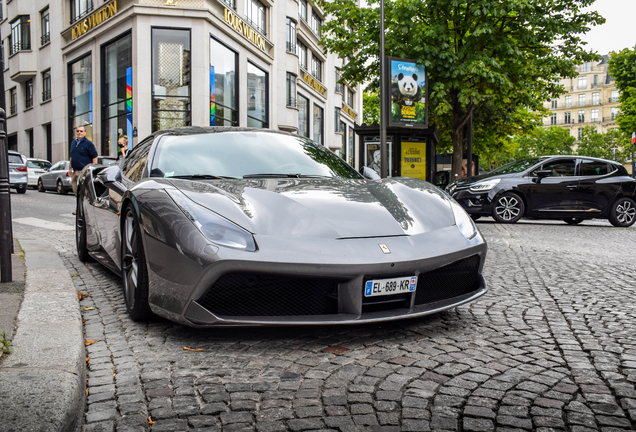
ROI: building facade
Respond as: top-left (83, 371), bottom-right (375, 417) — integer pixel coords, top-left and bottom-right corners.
top-left (542, 56), bottom-right (620, 140)
top-left (1, 0), bottom-right (362, 166)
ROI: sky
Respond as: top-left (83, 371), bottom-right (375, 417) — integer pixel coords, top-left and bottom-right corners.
top-left (581, 0), bottom-right (636, 54)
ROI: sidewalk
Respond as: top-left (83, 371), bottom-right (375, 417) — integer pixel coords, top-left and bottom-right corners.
top-left (0, 237), bottom-right (85, 432)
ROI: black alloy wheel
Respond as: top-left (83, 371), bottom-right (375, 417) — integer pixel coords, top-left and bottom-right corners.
top-left (121, 206), bottom-right (153, 320)
top-left (57, 180), bottom-right (67, 195)
top-left (492, 192), bottom-right (524, 224)
top-left (609, 197), bottom-right (636, 228)
top-left (563, 218), bottom-right (584, 225)
top-left (76, 189), bottom-right (90, 262)
top-left (16, 184), bottom-right (27, 194)
top-left (37, 179), bottom-right (45, 193)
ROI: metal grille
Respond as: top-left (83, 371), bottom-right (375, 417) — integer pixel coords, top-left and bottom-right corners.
top-left (199, 273), bottom-right (340, 317)
top-left (414, 255), bottom-right (481, 305)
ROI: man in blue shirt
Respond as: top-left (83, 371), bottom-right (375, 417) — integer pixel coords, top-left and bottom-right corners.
top-left (67, 125), bottom-right (97, 212)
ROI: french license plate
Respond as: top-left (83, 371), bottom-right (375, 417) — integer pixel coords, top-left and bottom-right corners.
top-left (365, 276), bottom-right (417, 297)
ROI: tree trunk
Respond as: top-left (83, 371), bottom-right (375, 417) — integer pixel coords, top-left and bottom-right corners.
top-left (451, 126), bottom-right (464, 182)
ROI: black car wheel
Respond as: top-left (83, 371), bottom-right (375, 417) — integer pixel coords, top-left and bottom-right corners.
top-left (37, 179), bottom-right (45, 193)
top-left (563, 218), bottom-right (584, 225)
top-left (57, 180), bottom-right (67, 195)
top-left (16, 184), bottom-right (27, 194)
top-left (121, 206), bottom-right (153, 320)
top-left (76, 189), bottom-right (91, 262)
top-left (493, 192), bottom-right (524, 223)
top-left (609, 197), bottom-right (636, 228)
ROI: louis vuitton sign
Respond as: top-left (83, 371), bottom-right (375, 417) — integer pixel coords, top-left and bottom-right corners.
top-left (72, 1), bottom-right (118, 40)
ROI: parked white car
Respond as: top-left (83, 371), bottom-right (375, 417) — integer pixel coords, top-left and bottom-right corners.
top-left (25, 158), bottom-right (52, 189)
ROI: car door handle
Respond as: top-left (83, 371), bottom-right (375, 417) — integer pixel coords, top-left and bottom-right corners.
top-left (568, 185), bottom-right (577, 189)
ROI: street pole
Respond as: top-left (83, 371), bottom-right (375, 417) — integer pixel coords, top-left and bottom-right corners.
top-left (379, 0), bottom-right (388, 178)
top-left (0, 24), bottom-right (11, 282)
top-left (466, 99), bottom-right (473, 179)
top-left (632, 132), bottom-right (635, 178)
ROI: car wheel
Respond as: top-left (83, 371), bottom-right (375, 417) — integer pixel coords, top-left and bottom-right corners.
top-left (121, 206), bottom-right (153, 320)
top-left (37, 179), bottom-right (46, 193)
top-left (609, 197), bottom-right (636, 228)
top-left (76, 189), bottom-right (91, 262)
top-left (16, 184), bottom-right (27, 194)
top-left (492, 192), bottom-right (524, 223)
top-left (563, 218), bottom-right (584, 225)
top-left (57, 180), bottom-right (67, 195)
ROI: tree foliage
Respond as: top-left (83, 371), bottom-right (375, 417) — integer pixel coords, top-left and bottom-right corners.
top-left (576, 126), bottom-right (629, 161)
top-left (512, 126), bottom-right (576, 160)
top-left (362, 90), bottom-right (380, 125)
top-left (318, 0), bottom-right (604, 177)
top-left (608, 46), bottom-right (636, 136)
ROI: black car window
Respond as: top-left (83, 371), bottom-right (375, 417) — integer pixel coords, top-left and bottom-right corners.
top-left (579, 160), bottom-right (608, 176)
top-left (8, 154), bottom-right (23, 164)
top-left (541, 159), bottom-right (576, 177)
top-left (491, 157), bottom-right (546, 174)
top-left (122, 140), bottom-right (153, 182)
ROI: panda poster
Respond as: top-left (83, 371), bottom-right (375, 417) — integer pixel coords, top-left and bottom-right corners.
top-left (388, 57), bottom-right (428, 128)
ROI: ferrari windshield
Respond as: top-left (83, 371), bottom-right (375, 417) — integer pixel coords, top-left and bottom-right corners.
top-left (490, 157), bottom-right (547, 174)
top-left (151, 131), bottom-right (363, 179)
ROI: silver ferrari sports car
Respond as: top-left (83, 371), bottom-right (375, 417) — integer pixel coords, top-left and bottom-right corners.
top-left (76, 127), bottom-right (487, 327)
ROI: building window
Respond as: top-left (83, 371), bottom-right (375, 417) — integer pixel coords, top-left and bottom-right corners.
top-left (611, 107), bottom-right (619, 120)
top-left (347, 88), bottom-right (354, 109)
top-left (297, 42), bottom-right (307, 70)
top-left (551, 99), bottom-right (557, 109)
top-left (0, 0), bottom-right (3, 21)
top-left (223, 0), bottom-right (235, 9)
top-left (71, 0), bottom-right (93, 24)
top-left (310, 11), bottom-right (322, 36)
top-left (340, 123), bottom-right (346, 156)
top-left (592, 92), bottom-right (599, 105)
top-left (41, 7), bottom-right (50, 45)
top-left (27, 129), bottom-right (34, 157)
top-left (286, 18), bottom-right (296, 54)
top-left (564, 111), bottom-right (571, 124)
top-left (152, 29), bottom-right (191, 132)
top-left (550, 113), bottom-right (556, 125)
top-left (68, 54), bottom-right (93, 143)
top-left (311, 55), bottom-right (322, 82)
top-left (335, 69), bottom-right (343, 94)
top-left (42, 69), bottom-right (51, 101)
top-left (247, 62), bottom-right (268, 128)
top-left (286, 72), bottom-right (297, 108)
top-left (578, 110), bottom-right (585, 123)
top-left (334, 107), bottom-right (341, 132)
top-left (593, 75), bottom-right (598, 87)
top-left (578, 94), bottom-right (585, 107)
top-left (564, 95), bottom-right (571, 108)
top-left (1, 42), bottom-right (4, 70)
top-left (611, 90), bottom-right (619, 102)
top-left (299, 0), bottom-right (307, 22)
top-left (245, 0), bottom-right (266, 36)
top-left (577, 76), bottom-right (586, 89)
top-left (591, 109), bottom-right (598, 122)
top-left (580, 62), bottom-right (591, 72)
top-left (210, 37), bottom-right (238, 126)
top-left (9, 87), bottom-right (16, 115)
top-left (348, 127), bottom-right (354, 166)
top-left (313, 103), bottom-right (323, 144)
top-left (298, 93), bottom-right (309, 137)
top-left (24, 79), bottom-right (33, 109)
top-left (10, 16), bottom-right (31, 55)
top-left (578, 128), bottom-right (582, 140)
top-left (101, 33), bottom-right (132, 156)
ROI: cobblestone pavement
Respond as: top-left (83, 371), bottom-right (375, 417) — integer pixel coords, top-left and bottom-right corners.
top-left (12, 216), bottom-right (636, 432)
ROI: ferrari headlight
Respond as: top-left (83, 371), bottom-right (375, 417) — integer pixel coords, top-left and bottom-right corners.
top-left (166, 190), bottom-right (257, 252)
top-left (450, 200), bottom-right (478, 240)
top-left (469, 178), bottom-right (500, 192)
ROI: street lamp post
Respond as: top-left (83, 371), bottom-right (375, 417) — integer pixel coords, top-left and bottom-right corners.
top-left (379, 0), bottom-right (388, 178)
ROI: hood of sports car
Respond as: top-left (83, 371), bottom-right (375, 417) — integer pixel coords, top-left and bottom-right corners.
top-left (169, 177), bottom-right (455, 239)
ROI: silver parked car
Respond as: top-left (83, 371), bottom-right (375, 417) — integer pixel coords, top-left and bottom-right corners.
top-left (26, 158), bottom-right (52, 189)
top-left (8, 150), bottom-right (27, 194)
top-left (37, 160), bottom-right (72, 194)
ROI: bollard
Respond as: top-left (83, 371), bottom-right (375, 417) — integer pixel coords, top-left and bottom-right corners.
top-left (0, 107), bottom-right (13, 282)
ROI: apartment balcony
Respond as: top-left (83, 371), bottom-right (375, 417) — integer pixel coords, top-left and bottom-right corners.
top-left (8, 49), bottom-right (37, 83)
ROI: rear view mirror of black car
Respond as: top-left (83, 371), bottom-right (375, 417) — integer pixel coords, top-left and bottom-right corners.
top-left (535, 169), bottom-right (552, 178)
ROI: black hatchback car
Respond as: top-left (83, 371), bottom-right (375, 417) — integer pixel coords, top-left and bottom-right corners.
top-left (446, 156), bottom-right (636, 227)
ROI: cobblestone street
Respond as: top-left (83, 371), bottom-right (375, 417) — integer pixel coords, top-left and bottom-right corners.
top-left (11, 206), bottom-right (636, 431)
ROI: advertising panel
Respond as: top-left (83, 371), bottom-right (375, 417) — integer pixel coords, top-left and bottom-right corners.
top-left (388, 57), bottom-right (427, 128)
top-left (400, 141), bottom-right (427, 180)
top-left (364, 140), bottom-right (392, 177)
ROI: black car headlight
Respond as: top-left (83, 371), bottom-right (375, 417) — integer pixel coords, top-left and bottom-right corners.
top-left (166, 190), bottom-right (257, 252)
top-left (469, 178), bottom-right (500, 192)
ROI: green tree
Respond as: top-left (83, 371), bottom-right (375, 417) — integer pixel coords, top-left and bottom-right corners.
top-left (608, 47), bottom-right (636, 136)
top-left (318, 0), bottom-right (603, 178)
top-left (363, 90), bottom-right (380, 125)
top-left (512, 126), bottom-right (576, 160)
top-left (576, 126), bottom-right (628, 161)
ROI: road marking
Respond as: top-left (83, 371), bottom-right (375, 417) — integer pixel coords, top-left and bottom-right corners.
top-left (13, 217), bottom-right (75, 231)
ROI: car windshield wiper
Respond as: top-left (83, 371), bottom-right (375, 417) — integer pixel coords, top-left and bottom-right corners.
top-left (242, 173), bottom-right (329, 179)
top-left (169, 174), bottom-right (236, 179)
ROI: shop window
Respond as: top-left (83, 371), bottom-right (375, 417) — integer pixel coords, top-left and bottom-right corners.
top-left (311, 11), bottom-right (321, 36)
top-left (9, 16), bottom-right (30, 55)
top-left (210, 37), bottom-right (238, 126)
top-left (298, 93), bottom-right (309, 137)
top-left (313, 103), bottom-right (323, 144)
top-left (311, 55), bottom-right (322, 82)
top-left (71, 0), bottom-right (93, 24)
top-left (286, 72), bottom-right (297, 108)
top-left (101, 33), bottom-right (132, 156)
top-left (152, 28), bottom-right (191, 132)
top-left (68, 53), bottom-right (93, 143)
top-left (24, 79), bottom-right (33, 109)
top-left (41, 7), bottom-right (50, 45)
top-left (247, 62), bottom-right (268, 128)
top-left (286, 18), bottom-right (296, 54)
top-left (340, 123), bottom-right (346, 156)
top-left (299, 0), bottom-right (307, 22)
top-left (245, 0), bottom-right (266, 36)
top-left (42, 69), bottom-right (51, 101)
top-left (9, 87), bottom-right (16, 115)
top-left (297, 42), bottom-right (307, 70)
